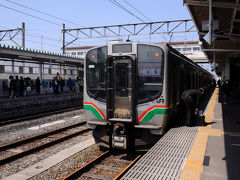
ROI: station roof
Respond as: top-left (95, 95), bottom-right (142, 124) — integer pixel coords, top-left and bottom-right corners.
top-left (0, 44), bottom-right (84, 66)
top-left (184, 0), bottom-right (240, 75)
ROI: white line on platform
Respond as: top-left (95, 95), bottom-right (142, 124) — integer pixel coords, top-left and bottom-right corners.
top-left (231, 144), bottom-right (240, 147)
top-left (28, 120), bottom-right (65, 130)
top-left (72, 115), bottom-right (80, 119)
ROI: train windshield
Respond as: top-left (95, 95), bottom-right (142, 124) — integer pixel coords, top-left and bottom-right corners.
top-left (86, 46), bottom-right (107, 102)
top-left (137, 44), bottom-right (164, 104)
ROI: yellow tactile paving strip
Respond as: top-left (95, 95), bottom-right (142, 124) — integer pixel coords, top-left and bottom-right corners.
top-left (179, 88), bottom-right (218, 180)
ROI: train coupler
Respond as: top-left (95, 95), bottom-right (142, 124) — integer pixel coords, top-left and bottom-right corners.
top-left (112, 135), bottom-right (127, 149)
top-left (111, 123), bottom-right (128, 149)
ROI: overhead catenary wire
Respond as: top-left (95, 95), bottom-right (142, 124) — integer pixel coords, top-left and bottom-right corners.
top-left (108, 0), bottom-right (145, 22)
top-left (27, 32), bottom-right (61, 42)
top-left (107, 0), bottom-right (167, 41)
top-left (0, 3), bottom-right (62, 27)
top-left (122, 0), bottom-right (152, 22)
top-left (0, 2), bottom-right (90, 49)
top-left (4, 0), bottom-right (85, 28)
top-left (3, 0), bottom-right (110, 43)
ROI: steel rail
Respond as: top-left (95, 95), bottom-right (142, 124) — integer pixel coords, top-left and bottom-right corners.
top-left (113, 154), bottom-right (142, 180)
top-left (0, 121), bottom-right (86, 151)
top-left (62, 150), bottom-right (111, 180)
top-left (0, 125), bottom-right (90, 165)
top-left (0, 106), bottom-right (83, 126)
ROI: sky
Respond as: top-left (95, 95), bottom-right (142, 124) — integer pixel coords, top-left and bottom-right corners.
top-left (0, 0), bottom-right (197, 53)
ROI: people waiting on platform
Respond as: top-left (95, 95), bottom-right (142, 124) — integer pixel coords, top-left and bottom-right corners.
top-left (180, 88), bottom-right (204, 126)
top-left (67, 77), bottom-right (75, 92)
top-left (5, 75), bottom-right (83, 98)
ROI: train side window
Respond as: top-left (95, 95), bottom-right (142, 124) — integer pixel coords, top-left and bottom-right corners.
top-left (137, 44), bottom-right (164, 104)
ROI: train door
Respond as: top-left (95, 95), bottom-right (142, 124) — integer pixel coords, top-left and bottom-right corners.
top-left (106, 56), bottom-right (136, 122)
top-left (106, 56), bottom-right (136, 149)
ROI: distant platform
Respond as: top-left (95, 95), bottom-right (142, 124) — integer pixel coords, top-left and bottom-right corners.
top-left (0, 93), bottom-right (82, 120)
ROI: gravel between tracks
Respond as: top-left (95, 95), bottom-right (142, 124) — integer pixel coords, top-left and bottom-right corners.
top-left (0, 109), bottom-right (90, 179)
top-left (0, 109), bottom-right (85, 145)
top-left (29, 144), bottom-right (104, 180)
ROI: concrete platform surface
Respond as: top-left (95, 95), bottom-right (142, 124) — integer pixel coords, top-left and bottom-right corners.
top-left (202, 91), bottom-right (240, 180)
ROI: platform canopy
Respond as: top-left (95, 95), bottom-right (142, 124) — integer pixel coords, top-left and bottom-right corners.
top-left (0, 44), bottom-right (83, 66)
top-left (184, 0), bottom-right (240, 75)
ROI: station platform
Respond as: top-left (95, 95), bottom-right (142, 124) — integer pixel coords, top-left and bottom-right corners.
top-left (122, 88), bottom-right (240, 180)
top-left (0, 93), bottom-right (83, 120)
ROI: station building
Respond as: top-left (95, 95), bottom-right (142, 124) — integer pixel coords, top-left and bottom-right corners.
top-left (65, 46), bottom-right (94, 59)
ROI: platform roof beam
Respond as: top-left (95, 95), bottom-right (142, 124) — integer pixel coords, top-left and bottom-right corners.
top-left (184, 0), bottom-right (240, 9)
top-left (0, 22), bottom-right (25, 48)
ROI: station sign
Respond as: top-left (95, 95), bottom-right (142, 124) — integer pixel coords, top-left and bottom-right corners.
top-left (203, 32), bottom-right (216, 44)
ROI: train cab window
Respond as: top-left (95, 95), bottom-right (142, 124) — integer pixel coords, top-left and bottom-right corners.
top-left (86, 46), bottom-right (107, 102)
top-left (137, 44), bottom-right (164, 104)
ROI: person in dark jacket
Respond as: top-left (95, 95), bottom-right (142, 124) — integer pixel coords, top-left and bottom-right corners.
top-left (52, 76), bottom-right (60, 95)
top-left (180, 88), bottom-right (204, 126)
top-left (15, 76), bottom-right (20, 97)
top-left (59, 78), bottom-right (65, 93)
top-left (35, 77), bottom-right (41, 94)
top-left (19, 76), bottom-right (25, 96)
top-left (8, 75), bottom-right (15, 98)
top-left (67, 77), bottom-right (75, 92)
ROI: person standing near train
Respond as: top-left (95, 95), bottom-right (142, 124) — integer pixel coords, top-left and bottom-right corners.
top-left (180, 88), bottom-right (204, 126)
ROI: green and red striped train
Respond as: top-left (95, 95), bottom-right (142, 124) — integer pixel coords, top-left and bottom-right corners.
top-left (84, 41), bottom-right (214, 150)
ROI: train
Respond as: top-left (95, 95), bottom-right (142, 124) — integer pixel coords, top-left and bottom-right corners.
top-left (83, 41), bottom-right (214, 150)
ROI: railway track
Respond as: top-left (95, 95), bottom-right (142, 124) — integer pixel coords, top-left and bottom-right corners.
top-left (63, 150), bottom-right (142, 180)
top-left (0, 106), bottom-right (83, 126)
top-left (0, 121), bottom-right (90, 165)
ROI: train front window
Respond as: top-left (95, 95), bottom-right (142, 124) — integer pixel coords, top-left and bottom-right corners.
top-left (86, 46), bottom-right (107, 102)
top-left (137, 44), bottom-right (164, 104)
